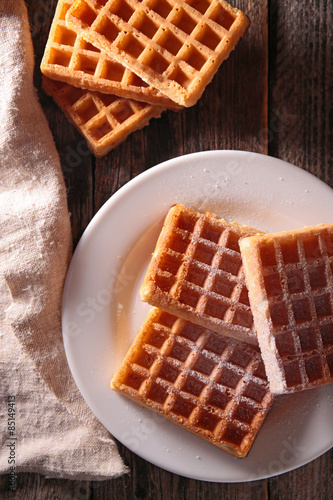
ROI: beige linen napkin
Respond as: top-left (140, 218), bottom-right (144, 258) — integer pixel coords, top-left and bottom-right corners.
top-left (0, 1), bottom-right (127, 480)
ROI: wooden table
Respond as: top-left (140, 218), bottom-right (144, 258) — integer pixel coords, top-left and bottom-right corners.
top-left (3, 0), bottom-right (332, 498)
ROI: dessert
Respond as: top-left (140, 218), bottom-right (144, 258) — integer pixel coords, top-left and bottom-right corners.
top-left (65, 0), bottom-right (250, 107)
top-left (240, 225), bottom-right (333, 394)
top-left (140, 204), bottom-right (261, 344)
top-left (41, 0), bottom-right (179, 109)
top-left (111, 307), bottom-right (274, 458)
top-left (42, 76), bottom-right (164, 157)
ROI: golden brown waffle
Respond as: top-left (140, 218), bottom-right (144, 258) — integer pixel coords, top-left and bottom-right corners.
top-left (41, 0), bottom-right (179, 109)
top-left (42, 76), bottom-right (163, 157)
top-left (111, 307), bottom-right (274, 458)
top-left (240, 225), bottom-right (333, 394)
top-left (140, 204), bottom-right (261, 344)
top-left (66, 0), bottom-right (250, 107)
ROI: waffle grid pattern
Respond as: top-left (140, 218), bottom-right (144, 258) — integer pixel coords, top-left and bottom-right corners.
top-left (141, 205), bottom-right (259, 343)
top-left (66, 0), bottom-right (250, 106)
top-left (258, 230), bottom-right (333, 391)
top-left (41, 0), bottom-right (178, 108)
top-left (42, 76), bottom-right (163, 157)
top-left (111, 308), bottom-right (273, 457)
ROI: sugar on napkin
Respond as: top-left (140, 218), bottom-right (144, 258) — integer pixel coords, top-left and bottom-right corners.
top-left (0, 1), bottom-right (127, 480)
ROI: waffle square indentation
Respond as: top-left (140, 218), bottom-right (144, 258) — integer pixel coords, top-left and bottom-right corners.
top-left (134, 349), bottom-right (155, 369)
top-left (179, 285), bottom-right (201, 308)
top-left (193, 353), bottom-right (216, 375)
top-left (197, 409), bottom-right (220, 432)
top-left (286, 269), bottom-right (305, 293)
top-left (297, 327), bottom-right (318, 352)
top-left (204, 297), bottom-right (228, 320)
top-left (280, 240), bottom-right (299, 264)
top-left (269, 301), bottom-right (289, 326)
top-left (219, 252), bottom-right (242, 276)
top-left (233, 401), bottom-right (257, 424)
top-left (264, 272), bottom-right (283, 297)
top-left (169, 341), bottom-right (191, 362)
top-left (284, 360), bottom-right (303, 388)
top-left (182, 374), bottom-right (205, 396)
top-left (218, 368), bottom-right (242, 389)
top-left (171, 395), bottom-right (195, 417)
top-left (193, 241), bottom-right (216, 265)
top-left (292, 298), bottom-right (312, 323)
top-left (145, 327), bottom-right (168, 349)
top-left (260, 243), bottom-right (277, 267)
top-left (168, 231), bottom-right (191, 253)
top-left (223, 423), bottom-right (247, 446)
top-left (314, 294), bottom-right (332, 317)
top-left (209, 3), bottom-right (235, 30)
top-left (204, 332), bottom-right (227, 355)
top-left (275, 332), bottom-right (296, 356)
top-left (186, 0), bottom-right (210, 16)
top-left (194, 24), bottom-right (221, 50)
top-left (232, 308), bottom-right (253, 329)
top-left (158, 361), bottom-right (180, 382)
top-left (207, 388), bottom-right (231, 410)
top-left (147, 381), bottom-right (169, 404)
top-left (96, 17), bottom-right (120, 41)
top-left (304, 356), bottom-right (323, 382)
top-left (320, 323), bottom-right (333, 346)
top-left (243, 382), bottom-right (267, 403)
top-left (123, 370), bottom-right (146, 390)
top-left (179, 321), bottom-right (203, 342)
top-left (88, 117), bottom-right (113, 140)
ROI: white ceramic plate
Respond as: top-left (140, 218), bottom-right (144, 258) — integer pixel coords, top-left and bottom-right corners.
top-left (62, 151), bottom-right (333, 482)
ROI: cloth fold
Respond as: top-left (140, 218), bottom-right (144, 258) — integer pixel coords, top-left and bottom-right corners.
top-left (0, 0), bottom-right (127, 480)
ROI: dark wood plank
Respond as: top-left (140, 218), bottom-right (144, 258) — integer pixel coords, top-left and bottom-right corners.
top-left (268, 0), bottom-right (332, 182)
top-left (0, 473), bottom-right (89, 500)
top-left (267, 449), bottom-right (333, 500)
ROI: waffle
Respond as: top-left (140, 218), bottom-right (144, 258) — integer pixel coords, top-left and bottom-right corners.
top-left (140, 205), bottom-right (261, 344)
top-left (41, 0), bottom-right (179, 109)
top-left (111, 307), bottom-right (274, 458)
top-left (240, 225), bottom-right (333, 394)
top-left (42, 76), bottom-right (164, 157)
top-left (65, 0), bottom-right (250, 107)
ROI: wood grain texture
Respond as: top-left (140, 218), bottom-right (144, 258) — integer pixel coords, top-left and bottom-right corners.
top-left (1, 0), bottom-right (331, 498)
top-left (268, 0), bottom-right (332, 182)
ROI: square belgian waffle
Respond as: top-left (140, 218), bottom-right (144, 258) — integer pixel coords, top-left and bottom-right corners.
top-left (42, 76), bottom-right (163, 157)
top-left (65, 0), bottom-right (250, 107)
top-left (240, 225), bottom-right (333, 394)
top-left (140, 204), bottom-right (261, 344)
top-left (41, 0), bottom-right (179, 109)
top-left (111, 307), bottom-right (274, 458)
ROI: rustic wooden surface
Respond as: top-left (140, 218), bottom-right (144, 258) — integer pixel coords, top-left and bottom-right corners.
top-left (1, 0), bottom-right (332, 498)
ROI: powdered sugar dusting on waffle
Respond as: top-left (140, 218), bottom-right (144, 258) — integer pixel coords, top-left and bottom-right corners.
top-left (111, 308), bottom-right (274, 458)
top-left (240, 225), bottom-right (333, 394)
top-left (140, 204), bottom-right (261, 344)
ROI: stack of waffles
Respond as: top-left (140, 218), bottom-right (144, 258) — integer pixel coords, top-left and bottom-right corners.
top-left (41, 0), bottom-right (250, 156)
top-left (111, 204), bottom-right (333, 458)
top-left (112, 205), bottom-right (274, 458)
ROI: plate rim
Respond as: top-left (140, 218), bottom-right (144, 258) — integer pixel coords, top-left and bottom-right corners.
top-left (62, 150), bottom-right (333, 482)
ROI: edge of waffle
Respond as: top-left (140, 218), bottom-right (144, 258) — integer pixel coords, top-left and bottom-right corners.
top-left (240, 224), bottom-right (333, 394)
top-left (41, 0), bottom-right (181, 109)
top-left (111, 307), bottom-right (274, 458)
top-left (65, 0), bottom-right (250, 107)
top-left (140, 204), bottom-right (262, 344)
top-left (42, 76), bottom-right (164, 157)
